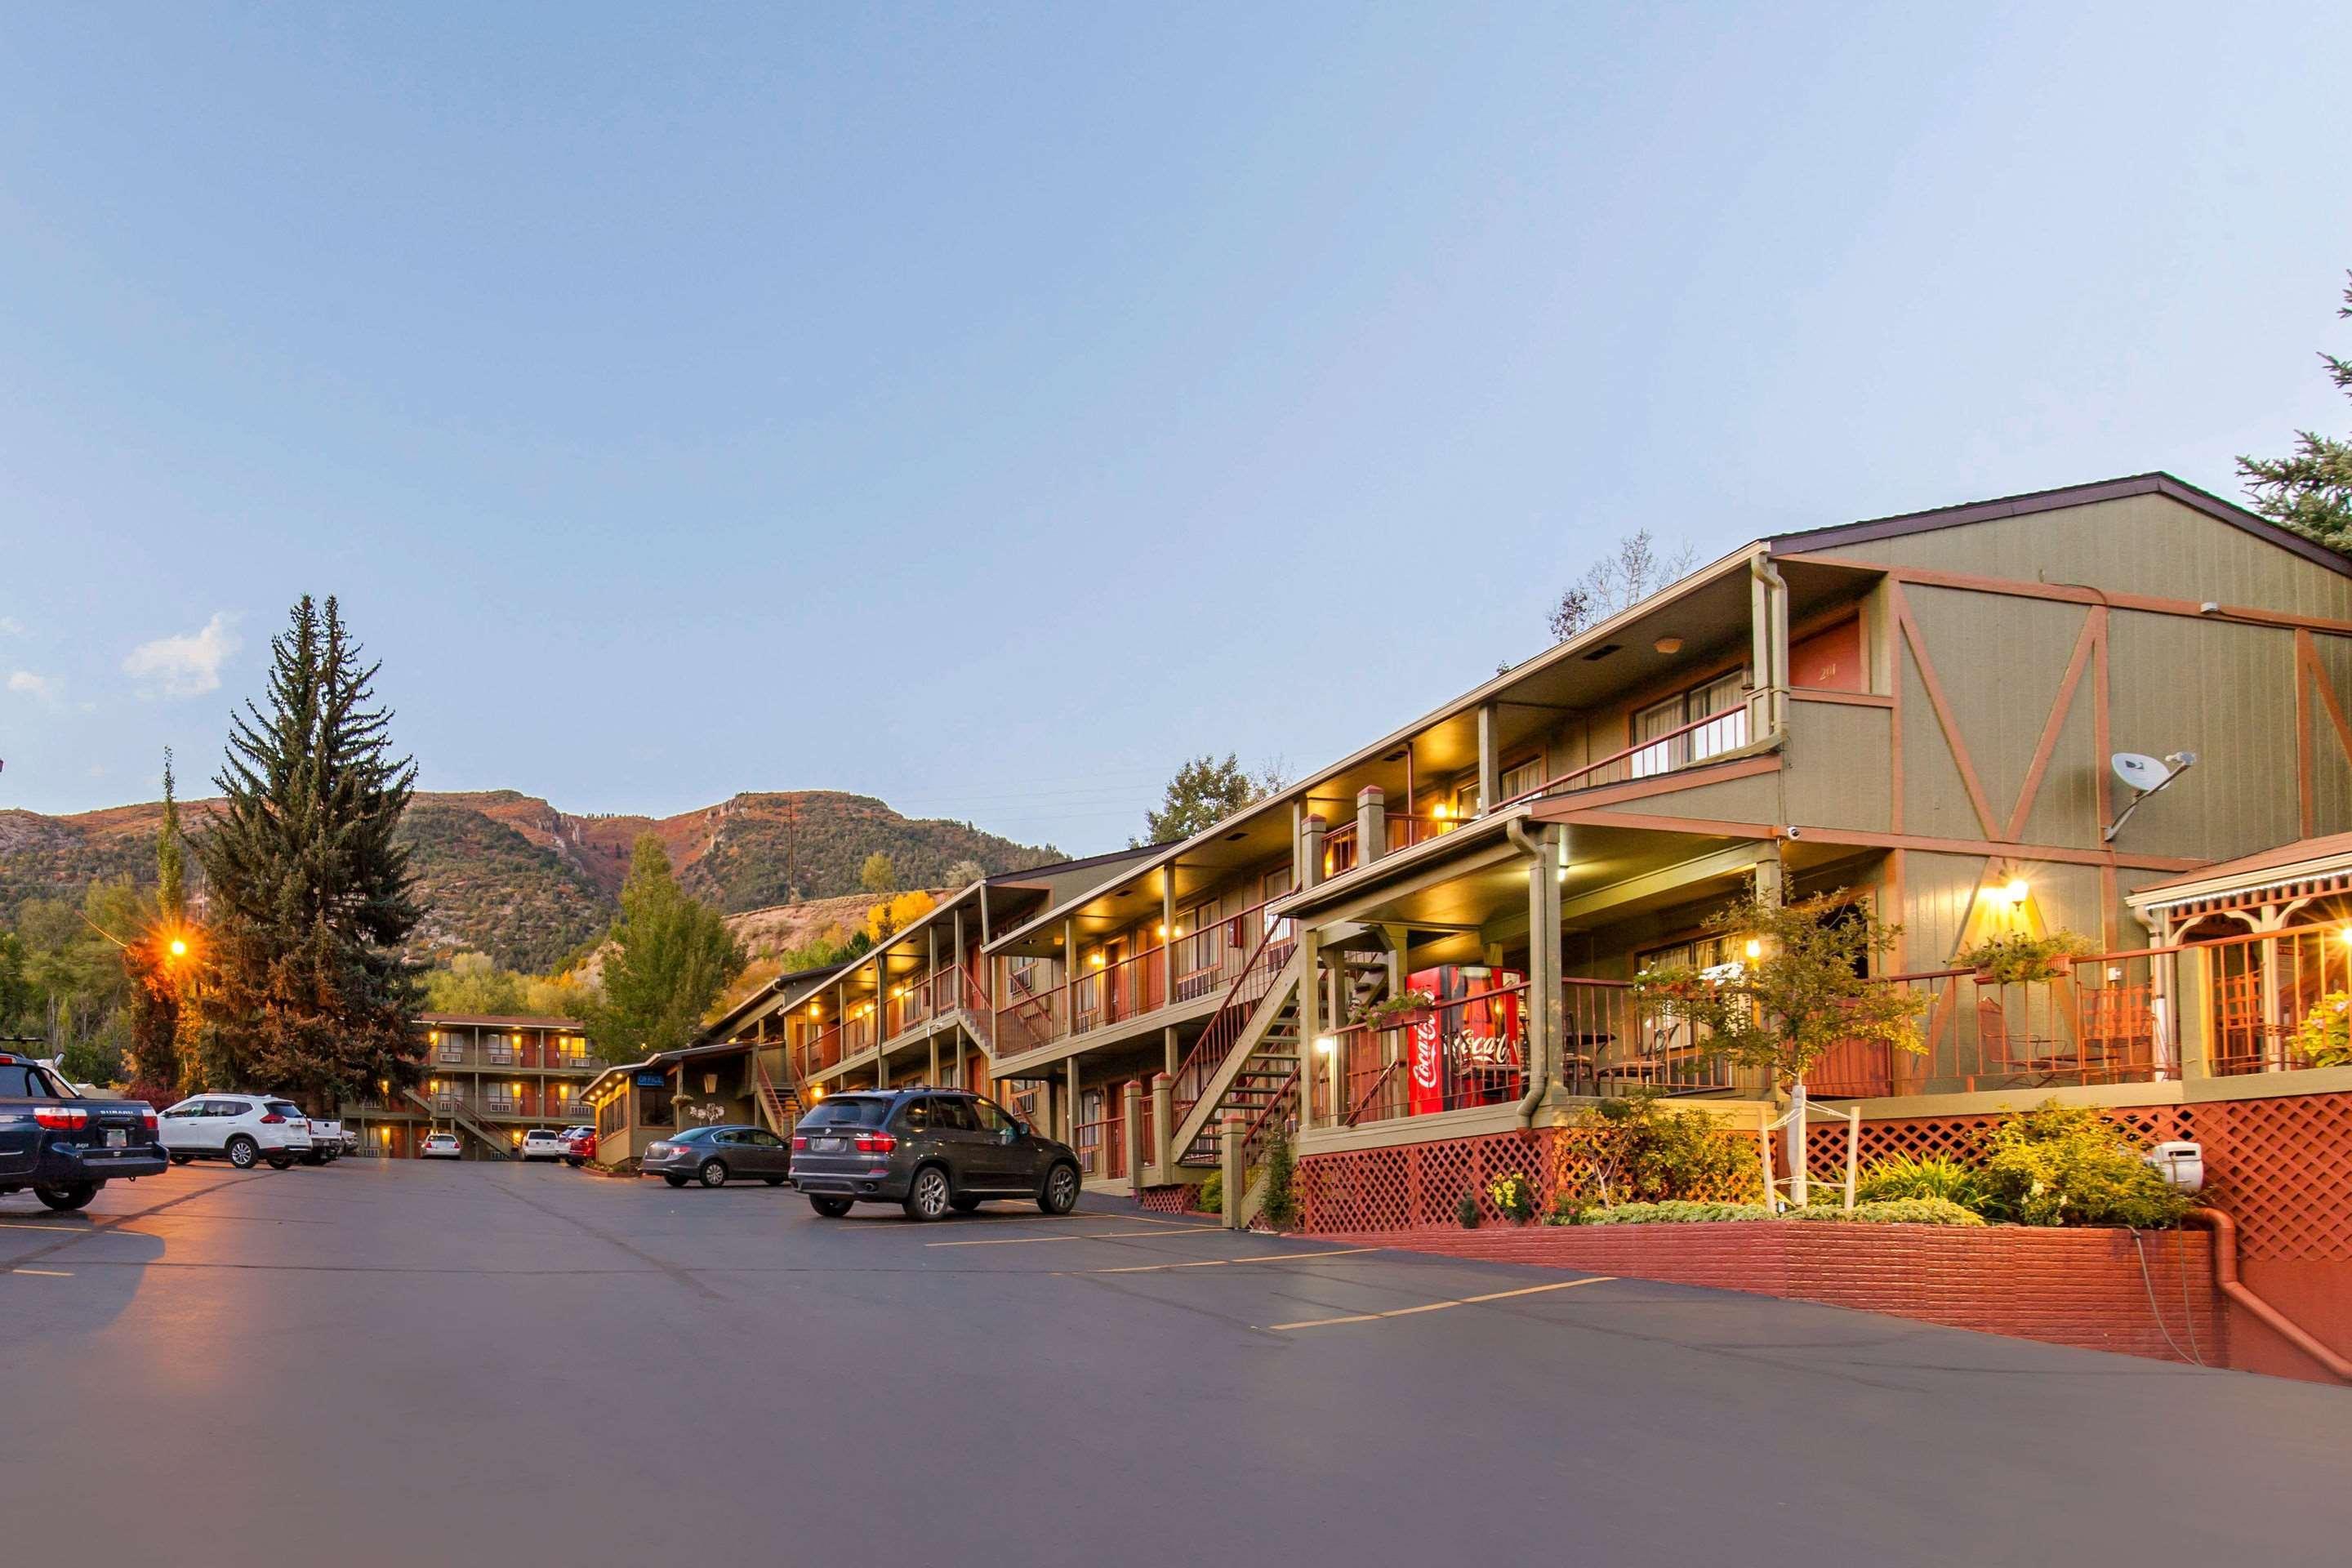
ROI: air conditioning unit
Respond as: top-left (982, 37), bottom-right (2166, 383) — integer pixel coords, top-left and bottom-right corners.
top-left (2144, 1140), bottom-right (2203, 1192)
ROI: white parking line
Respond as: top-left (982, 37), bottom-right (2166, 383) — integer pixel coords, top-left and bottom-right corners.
top-left (1268, 1275), bottom-right (1613, 1330)
top-left (1083, 1247), bottom-right (1383, 1275)
top-left (8, 1267), bottom-right (74, 1277)
top-left (926, 1225), bottom-right (1223, 1247)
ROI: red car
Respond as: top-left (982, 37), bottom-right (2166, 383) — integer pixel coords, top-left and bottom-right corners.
top-left (561, 1125), bottom-right (596, 1168)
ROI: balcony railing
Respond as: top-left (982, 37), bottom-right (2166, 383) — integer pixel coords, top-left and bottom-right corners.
top-left (1323, 814), bottom-right (1457, 879)
top-left (1495, 706), bottom-right (1753, 811)
top-left (1315, 978), bottom-right (1538, 1125)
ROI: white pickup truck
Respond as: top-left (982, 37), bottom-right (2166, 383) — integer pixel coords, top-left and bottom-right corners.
top-left (301, 1116), bottom-right (349, 1165)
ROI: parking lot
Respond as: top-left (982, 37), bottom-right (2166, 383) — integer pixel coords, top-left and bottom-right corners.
top-left (4, 1158), bottom-right (2349, 1566)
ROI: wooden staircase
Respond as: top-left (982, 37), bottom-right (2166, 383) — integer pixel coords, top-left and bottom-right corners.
top-left (403, 1086), bottom-right (512, 1158)
top-left (751, 1051), bottom-right (804, 1138)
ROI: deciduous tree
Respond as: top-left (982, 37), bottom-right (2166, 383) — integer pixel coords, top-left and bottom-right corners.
top-left (1548, 530), bottom-right (1698, 641)
top-left (1137, 754), bottom-right (1285, 846)
top-left (859, 851), bottom-right (898, 895)
top-left (584, 835), bottom-right (746, 1058)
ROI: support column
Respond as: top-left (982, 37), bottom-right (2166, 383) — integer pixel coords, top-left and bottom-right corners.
top-left (1297, 927), bottom-right (1323, 1131)
top-left (1065, 1056), bottom-right (1080, 1145)
top-left (1356, 785), bottom-right (1387, 863)
top-left (1163, 1024), bottom-right (1179, 1080)
top-left (1526, 825), bottom-right (1564, 1102)
top-left (928, 1036), bottom-right (939, 1086)
top-left (1476, 703), bottom-right (1499, 816)
top-left (1301, 815), bottom-right (1327, 889)
top-left (1122, 1079), bottom-right (1144, 1198)
top-left (1162, 862), bottom-right (1178, 1010)
top-left (1062, 917), bottom-right (1078, 1040)
top-left (1151, 1071), bottom-right (1175, 1178)
top-left (1221, 1112), bottom-right (1245, 1231)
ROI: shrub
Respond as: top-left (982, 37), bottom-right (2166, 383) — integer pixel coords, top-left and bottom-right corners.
top-left (1787, 1197), bottom-right (1987, 1227)
top-left (1565, 1093), bottom-right (1765, 1206)
top-left (1856, 1152), bottom-right (1987, 1210)
top-left (1487, 1170), bottom-right (1535, 1223)
top-left (1457, 1189), bottom-right (1481, 1229)
top-left (1197, 1170), bottom-right (1223, 1216)
top-left (1259, 1131), bottom-right (1298, 1230)
top-left (1556, 1200), bottom-right (1775, 1225)
top-left (2293, 991), bottom-right (2352, 1068)
top-left (1975, 1100), bottom-right (2195, 1227)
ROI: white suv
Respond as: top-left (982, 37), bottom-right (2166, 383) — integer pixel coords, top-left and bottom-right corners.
top-left (158, 1094), bottom-right (315, 1170)
top-left (519, 1128), bottom-right (568, 1162)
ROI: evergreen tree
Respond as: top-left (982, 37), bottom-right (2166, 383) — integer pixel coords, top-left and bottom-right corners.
top-left (2238, 270), bottom-right (2352, 555)
top-left (195, 596), bottom-right (425, 1103)
top-left (125, 751), bottom-right (191, 1098)
top-left (584, 835), bottom-right (746, 1059)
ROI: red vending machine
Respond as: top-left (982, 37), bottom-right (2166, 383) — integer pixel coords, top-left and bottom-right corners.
top-left (1405, 965), bottom-right (1527, 1116)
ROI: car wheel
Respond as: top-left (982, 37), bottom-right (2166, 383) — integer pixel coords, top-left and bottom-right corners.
top-left (663, 1174), bottom-right (688, 1188)
top-left (168, 1152), bottom-right (194, 1166)
top-left (903, 1164), bottom-right (952, 1222)
top-left (225, 1136), bottom-right (261, 1169)
top-left (763, 1176), bottom-right (786, 1187)
top-left (34, 1182), bottom-right (98, 1212)
top-left (698, 1160), bottom-right (728, 1189)
top-left (265, 1154), bottom-right (295, 1170)
top-left (950, 1196), bottom-right (983, 1214)
top-left (808, 1196), bottom-right (853, 1218)
top-left (1038, 1161), bottom-right (1080, 1215)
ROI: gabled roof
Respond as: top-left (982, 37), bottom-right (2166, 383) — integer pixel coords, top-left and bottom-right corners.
top-left (1768, 472), bottom-right (2352, 579)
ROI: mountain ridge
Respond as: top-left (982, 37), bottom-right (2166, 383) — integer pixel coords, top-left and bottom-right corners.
top-left (0, 788), bottom-right (1064, 973)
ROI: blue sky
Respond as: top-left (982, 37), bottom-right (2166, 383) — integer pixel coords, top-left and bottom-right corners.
top-left (3, 3), bottom-right (2348, 851)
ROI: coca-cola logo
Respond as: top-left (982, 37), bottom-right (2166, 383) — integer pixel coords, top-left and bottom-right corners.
top-left (1410, 1016), bottom-right (1442, 1090)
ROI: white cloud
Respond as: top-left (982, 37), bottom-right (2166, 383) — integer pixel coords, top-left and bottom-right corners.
top-left (7, 669), bottom-right (60, 706)
top-left (123, 612), bottom-right (241, 698)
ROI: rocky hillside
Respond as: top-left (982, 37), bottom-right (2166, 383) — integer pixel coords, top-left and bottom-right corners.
top-left (0, 789), bottom-right (1061, 973)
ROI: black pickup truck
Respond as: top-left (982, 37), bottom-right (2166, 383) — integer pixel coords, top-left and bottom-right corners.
top-left (0, 1052), bottom-right (167, 1211)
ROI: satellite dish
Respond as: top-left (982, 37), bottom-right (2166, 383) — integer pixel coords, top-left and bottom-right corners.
top-left (2105, 750), bottom-right (2197, 843)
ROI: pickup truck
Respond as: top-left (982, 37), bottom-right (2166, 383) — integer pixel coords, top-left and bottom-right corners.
top-left (302, 1116), bottom-right (349, 1165)
top-left (0, 1051), bottom-right (167, 1210)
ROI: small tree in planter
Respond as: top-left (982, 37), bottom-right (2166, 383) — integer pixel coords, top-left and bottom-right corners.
top-left (1633, 889), bottom-right (1924, 1206)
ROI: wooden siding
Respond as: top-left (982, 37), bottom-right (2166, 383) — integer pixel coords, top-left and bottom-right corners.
top-left (1821, 492), bottom-right (2352, 622)
top-left (2106, 609), bottom-right (2301, 862)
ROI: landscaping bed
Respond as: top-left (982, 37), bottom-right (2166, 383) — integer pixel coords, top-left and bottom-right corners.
top-left (1339, 1218), bottom-right (2222, 1365)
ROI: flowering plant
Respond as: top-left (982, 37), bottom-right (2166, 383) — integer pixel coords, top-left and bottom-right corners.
top-left (2293, 991), bottom-right (2352, 1069)
top-left (1356, 989), bottom-right (1437, 1027)
top-left (1486, 1170), bottom-right (1535, 1223)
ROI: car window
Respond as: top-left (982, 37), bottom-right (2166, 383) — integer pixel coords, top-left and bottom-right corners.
top-left (746, 1129), bottom-right (783, 1148)
top-left (798, 1098), bottom-right (893, 1129)
top-left (163, 1099), bottom-right (203, 1117)
top-left (208, 1099), bottom-right (249, 1117)
top-left (898, 1098), bottom-right (933, 1132)
top-left (931, 1097), bottom-right (979, 1134)
top-left (0, 1062), bottom-right (66, 1098)
top-left (969, 1098), bottom-right (1016, 1136)
top-left (265, 1101), bottom-right (304, 1119)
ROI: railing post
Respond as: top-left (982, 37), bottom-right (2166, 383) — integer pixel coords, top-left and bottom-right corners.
top-left (1301, 814), bottom-right (1326, 889)
top-left (1298, 926), bottom-right (1323, 1132)
top-left (1476, 703), bottom-right (1499, 816)
top-left (1123, 1079), bottom-right (1144, 1198)
top-left (1151, 1072), bottom-right (1174, 1179)
top-left (1222, 1111), bottom-right (1245, 1231)
top-left (1356, 785), bottom-right (1387, 863)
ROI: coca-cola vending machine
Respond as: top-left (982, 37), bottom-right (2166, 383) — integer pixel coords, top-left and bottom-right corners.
top-left (1405, 965), bottom-right (1526, 1116)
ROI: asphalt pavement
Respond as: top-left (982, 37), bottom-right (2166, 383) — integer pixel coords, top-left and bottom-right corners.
top-left (3, 1157), bottom-right (2346, 1566)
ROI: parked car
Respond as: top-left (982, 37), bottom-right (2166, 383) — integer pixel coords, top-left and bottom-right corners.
top-left (641, 1125), bottom-right (791, 1188)
top-left (789, 1089), bottom-right (1081, 1220)
top-left (0, 1052), bottom-right (167, 1211)
top-left (519, 1128), bottom-right (568, 1162)
top-left (301, 1116), bottom-right (345, 1165)
top-left (157, 1094), bottom-right (315, 1170)
top-left (420, 1131), bottom-right (462, 1160)
top-left (561, 1125), bottom-right (595, 1168)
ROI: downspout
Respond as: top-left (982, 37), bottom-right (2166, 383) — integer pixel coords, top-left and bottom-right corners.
top-left (2188, 1208), bottom-right (2352, 1383)
top-left (1749, 553), bottom-right (1790, 743)
top-left (1505, 820), bottom-right (1551, 1128)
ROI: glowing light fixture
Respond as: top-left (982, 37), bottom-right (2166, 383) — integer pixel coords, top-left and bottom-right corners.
top-left (2003, 877), bottom-right (2030, 905)
top-left (1432, 803), bottom-right (1450, 821)
top-left (1314, 1036), bottom-right (1337, 1055)
top-left (1654, 635), bottom-right (1684, 655)
top-left (168, 937), bottom-right (188, 957)
top-left (1744, 939), bottom-right (1763, 960)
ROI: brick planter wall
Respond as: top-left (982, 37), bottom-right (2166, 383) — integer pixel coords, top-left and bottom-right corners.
top-left (1338, 1221), bottom-right (2223, 1366)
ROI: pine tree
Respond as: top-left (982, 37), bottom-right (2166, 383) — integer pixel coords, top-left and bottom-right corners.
top-left (584, 835), bottom-right (746, 1060)
top-left (195, 597), bottom-right (425, 1104)
top-left (2238, 270), bottom-right (2352, 555)
top-left (124, 751), bottom-right (191, 1098)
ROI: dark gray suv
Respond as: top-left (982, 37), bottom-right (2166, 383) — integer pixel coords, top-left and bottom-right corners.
top-left (790, 1089), bottom-right (1081, 1221)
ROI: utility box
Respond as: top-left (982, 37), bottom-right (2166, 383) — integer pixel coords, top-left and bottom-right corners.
top-left (2145, 1140), bottom-right (2204, 1192)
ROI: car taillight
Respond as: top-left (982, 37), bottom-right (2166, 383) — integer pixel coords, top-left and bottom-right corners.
top-left (141, 1110), bottom-right (160, 1132)
top-left (259, 1112), bottom-right (286, 1124)
top-left (791, 1135), bottom-right (807, 1151)
top-left (852, 1132), bottom-right (897, 1154)
top-left (33, 1107), bottom-right (89, 1131)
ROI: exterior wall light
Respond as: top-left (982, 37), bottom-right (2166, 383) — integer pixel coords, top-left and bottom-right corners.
top-left (1744, 939), bottom-right (1763, 960)
top-left (1654, 636), bottom-right (1685, 655)
top-left (1314, 1036), bottom-right (1337, 1055)
top-left (2004, 877), bottom-right (2030, 905)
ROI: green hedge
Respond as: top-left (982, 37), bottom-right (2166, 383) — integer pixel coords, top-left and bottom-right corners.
top-left (1548, 1196), bottom-right (1984, 1227)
